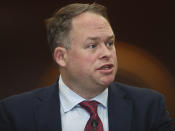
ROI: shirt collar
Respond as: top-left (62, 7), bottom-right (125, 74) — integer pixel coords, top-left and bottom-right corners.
top-left (59, 75), bottom-right (108, 113)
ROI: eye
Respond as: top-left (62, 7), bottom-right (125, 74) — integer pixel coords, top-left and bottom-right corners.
top-left (88, 44), bottom-right (97, 49)
top-left (106, 41), bottom-right (113, 47)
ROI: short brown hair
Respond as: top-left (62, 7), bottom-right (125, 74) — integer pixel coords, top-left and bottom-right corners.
top-left (45, 3), bottom-right (109, 55)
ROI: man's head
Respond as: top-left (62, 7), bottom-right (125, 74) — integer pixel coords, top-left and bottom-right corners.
top-left (46, 3), bottom-right (117, 98)
top-left (46, 3), bottom-right (109, 55)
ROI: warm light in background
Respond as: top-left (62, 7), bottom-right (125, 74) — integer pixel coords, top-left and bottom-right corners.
top-left (116, 41), bottom-right (174, 89)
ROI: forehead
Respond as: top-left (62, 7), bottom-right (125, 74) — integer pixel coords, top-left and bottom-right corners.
top-left (72, 12), bottom-right (109, 27)
top-left (70, 12), bottom-right (114, 38)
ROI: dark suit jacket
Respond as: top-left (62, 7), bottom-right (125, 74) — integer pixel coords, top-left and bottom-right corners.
top-left (0, 82), bottom-right (173, 131)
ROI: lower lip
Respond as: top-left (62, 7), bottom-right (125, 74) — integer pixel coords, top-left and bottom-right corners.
top-left (97, 67), bottom-right (113, 74)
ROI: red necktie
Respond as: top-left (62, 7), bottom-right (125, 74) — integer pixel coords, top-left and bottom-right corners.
top-left (80, 101), bottom-right (104, 131)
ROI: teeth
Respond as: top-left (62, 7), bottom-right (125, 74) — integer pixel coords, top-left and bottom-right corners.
top-left (102, 66), bottom-right (110, 69)
top-left (99, 65), bottom-right (112, 70)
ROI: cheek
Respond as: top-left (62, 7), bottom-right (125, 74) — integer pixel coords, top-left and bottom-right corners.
top-left (112, 50), bottom-right (117, 60)
top-left (73, 51), bottom-right (96, 65)
top-left (70, 55), bottom-right (95, 75)
top-left (83, 56), bottom-right (96, 64)
top-left (77, 56), bottom-right (97, 75)
top-left (113, 53), bottom-right (118, 70)
top-left (113, 53), bottom-right (117, 62)
top-left (67, 48), bottom-right (98, 72)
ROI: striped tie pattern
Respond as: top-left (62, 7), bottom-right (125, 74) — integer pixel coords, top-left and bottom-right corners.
top-left (80, 101), bottom-right (104, 131)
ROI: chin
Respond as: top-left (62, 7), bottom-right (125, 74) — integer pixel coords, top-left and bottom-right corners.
top-left (100, 78), bottom-right (114, 86)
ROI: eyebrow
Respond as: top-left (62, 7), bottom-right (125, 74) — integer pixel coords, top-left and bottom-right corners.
top-left (86, 35), bottom-right (115, 42)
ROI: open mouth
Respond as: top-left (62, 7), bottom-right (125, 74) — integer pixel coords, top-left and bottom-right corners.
top-left (98, 64), bottom-right (113, 70)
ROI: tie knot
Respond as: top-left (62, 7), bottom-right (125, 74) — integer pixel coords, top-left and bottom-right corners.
top-left (80, 101), bottom-right (99, 115)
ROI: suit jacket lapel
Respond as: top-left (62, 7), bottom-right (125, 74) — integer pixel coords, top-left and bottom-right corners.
top-left (108, 83), bottom-right (133, 131)
top-left (32, 81), bottom-right (133, 131)
top-left (34, 83), bottom-right (62, 131)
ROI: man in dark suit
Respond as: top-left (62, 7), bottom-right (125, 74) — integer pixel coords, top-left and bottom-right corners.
top-left (0, 3), bottom-right (173, 131)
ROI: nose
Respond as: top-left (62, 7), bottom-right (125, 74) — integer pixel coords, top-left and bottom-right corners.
top-left (99, 44), bottom-right (112, 60)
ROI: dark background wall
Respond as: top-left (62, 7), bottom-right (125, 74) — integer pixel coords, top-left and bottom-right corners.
top-left (1, 0), bottom-right (174, 124)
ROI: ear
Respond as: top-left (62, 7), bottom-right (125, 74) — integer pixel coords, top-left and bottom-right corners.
top-left (54, 47), bottom-right (67, 67)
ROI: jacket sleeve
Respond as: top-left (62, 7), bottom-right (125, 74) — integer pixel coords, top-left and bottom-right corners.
top-left (0, 100), bottom-right (14, 131)
top-left (152, 95), bottom-right (174, 131)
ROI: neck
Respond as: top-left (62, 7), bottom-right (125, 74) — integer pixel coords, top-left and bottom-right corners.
top-left (60, 74), bottom-right (107, 99)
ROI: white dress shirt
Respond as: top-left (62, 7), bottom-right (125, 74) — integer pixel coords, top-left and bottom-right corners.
top-left (59, 76), bottom-right (109, 131)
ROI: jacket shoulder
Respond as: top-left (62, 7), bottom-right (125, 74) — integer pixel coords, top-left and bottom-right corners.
top-left (0, 83), bottom-right (57, 109)
top-left (109, 82), bottom-right (173, 130)
top-left (110, 82), bottom-right (164, 101)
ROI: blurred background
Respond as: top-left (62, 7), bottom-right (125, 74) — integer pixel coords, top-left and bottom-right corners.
top-left (1, 0), bottom-right (174, 125)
